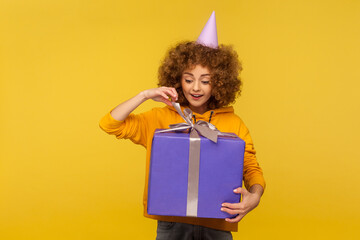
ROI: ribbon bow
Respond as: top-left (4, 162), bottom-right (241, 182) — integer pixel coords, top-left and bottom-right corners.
top-left (157, 102), bottom-right (233, 217)
top-left (158, 102), bottom-right (220, 142)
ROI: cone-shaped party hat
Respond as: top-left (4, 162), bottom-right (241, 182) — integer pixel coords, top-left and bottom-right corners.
top-left (196, 11), bottom-right (218, 48)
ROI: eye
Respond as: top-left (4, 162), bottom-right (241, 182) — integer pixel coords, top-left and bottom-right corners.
top-left (185, 79), bottom-right (192, 83)
top-left (201, 81), bottom-right (210, 84)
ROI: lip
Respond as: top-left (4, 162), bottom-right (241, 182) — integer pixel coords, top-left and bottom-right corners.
top-left (190, 94), bottom-right (203, 100)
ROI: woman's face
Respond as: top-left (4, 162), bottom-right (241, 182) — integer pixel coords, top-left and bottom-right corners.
top-left (181, 64), bottom-right (212, 114)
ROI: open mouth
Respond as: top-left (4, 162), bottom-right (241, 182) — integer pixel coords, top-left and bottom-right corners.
top-left (190, 94), bottom-right (203, 100)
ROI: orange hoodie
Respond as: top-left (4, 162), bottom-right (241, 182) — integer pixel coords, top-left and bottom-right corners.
top-left (99, 105), bottom-right (265, 232)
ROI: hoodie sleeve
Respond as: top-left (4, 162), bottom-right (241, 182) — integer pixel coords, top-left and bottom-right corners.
top-left (238, 122), bottom-right (266, 191)
top-left (99, 109), bottom-right (154, 148)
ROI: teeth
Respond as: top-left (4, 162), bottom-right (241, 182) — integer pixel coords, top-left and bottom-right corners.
top-left (192, 94), bottom-right (202, 97)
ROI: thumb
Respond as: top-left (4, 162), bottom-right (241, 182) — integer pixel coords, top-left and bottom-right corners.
top-left (163, 100), bottom-right (172, 107)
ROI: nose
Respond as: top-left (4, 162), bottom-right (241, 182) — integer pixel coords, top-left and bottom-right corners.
top-left (192, 80), bottom-right (200, 92)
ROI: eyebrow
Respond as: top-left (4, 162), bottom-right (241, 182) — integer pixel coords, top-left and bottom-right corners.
top-left (183, 72), bottom-right (211, 77)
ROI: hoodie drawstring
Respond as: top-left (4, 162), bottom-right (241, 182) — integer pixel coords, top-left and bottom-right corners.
top-left (209, 111), bottom-right (214, 123)
top-left (192, 111), bottom-right (214, 124)
top-left (192, 115), bottom-right (196, 124)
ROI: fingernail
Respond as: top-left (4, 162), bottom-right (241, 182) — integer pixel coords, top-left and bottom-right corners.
top-left (221, 203), bottom-right (225, 206)
top-left (221, 208), bottom-right (224, 211)
top-left (233, 189), bottom-right (237, 192)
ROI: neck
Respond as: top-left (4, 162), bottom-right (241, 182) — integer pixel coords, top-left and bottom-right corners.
top-left (189, 105), bottom-right (207, 115)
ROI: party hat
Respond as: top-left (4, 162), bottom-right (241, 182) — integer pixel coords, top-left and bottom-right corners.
top-left (196, 11), bottom-right (218, 48)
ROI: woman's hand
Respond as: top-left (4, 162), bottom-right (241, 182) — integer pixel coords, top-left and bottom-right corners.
top-left (221, 185), bottom-right (263, 223)
top-left (141, 87), bottom-right (178, 106)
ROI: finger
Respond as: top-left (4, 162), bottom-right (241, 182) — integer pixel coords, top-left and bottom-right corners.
top-left (222, 202), bottom-right (248, 213)
top-left (234, 187), bottom-right (248, 195)
top-left (221, 207), bottom-right (241, 215)
top-left (159, 92), bottom-right (170, 101)
top-left (164, 88), bottom-right (178, 101)
top-left (170, 88), bottom-right (178, 100)
top-left (159, 88), bottom-right (174, 101)
top-left (225, 214), bottom-right (244, 223)
top-left (221, 202), bottom-right (240, 209)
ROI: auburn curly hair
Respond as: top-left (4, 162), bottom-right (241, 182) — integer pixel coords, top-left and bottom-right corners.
top-left (158, 41), bottom-right (242, 110)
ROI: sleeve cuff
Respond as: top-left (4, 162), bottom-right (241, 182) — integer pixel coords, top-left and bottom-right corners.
top-left (245, 177), bottom-right (266, 191)
top-left (99, 111), bottom-right (126, 132)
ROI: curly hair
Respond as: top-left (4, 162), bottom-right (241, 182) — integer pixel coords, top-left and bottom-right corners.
top-left (158, 41), bottom-right (242, 110)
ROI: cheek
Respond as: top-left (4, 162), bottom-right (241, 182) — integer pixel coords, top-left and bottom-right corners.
top-left (206, 86), bottom-right (212, 96)
top-left (180, 80), bottom-right (186, 92)
top-left (181, 83), bottom-right (190, 93)
top-left (180, 85), bottom-right (188, 99)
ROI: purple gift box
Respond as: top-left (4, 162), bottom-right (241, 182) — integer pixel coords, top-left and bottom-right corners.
top-left (147, 129), bottom-right (245, 219)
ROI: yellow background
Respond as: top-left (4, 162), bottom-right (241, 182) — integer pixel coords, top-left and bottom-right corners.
top-left (1, 0), bottom-right (359, 239)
